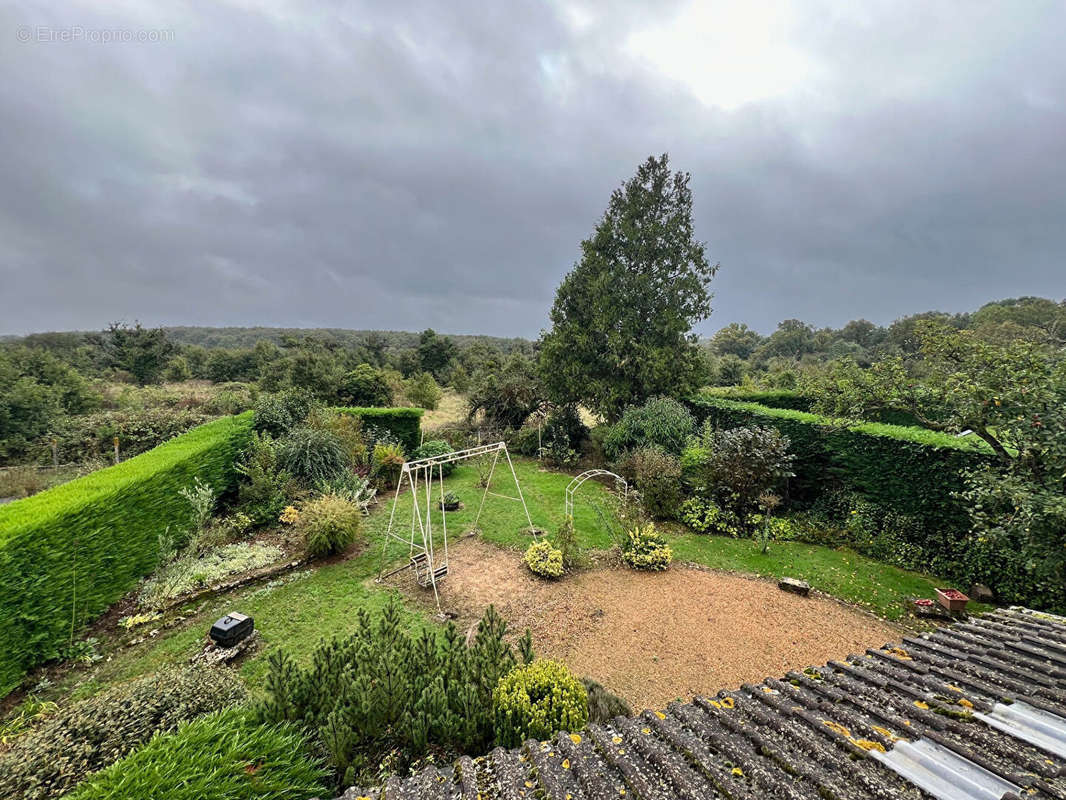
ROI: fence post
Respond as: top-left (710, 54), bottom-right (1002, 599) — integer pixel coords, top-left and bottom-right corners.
top-left (52, 439), bottom-right (58, 470)
top-left (113, 437), bottom-right (120, 465)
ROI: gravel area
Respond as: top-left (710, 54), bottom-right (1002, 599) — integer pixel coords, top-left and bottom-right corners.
top-left (389, 537), bottom-right (901, 713)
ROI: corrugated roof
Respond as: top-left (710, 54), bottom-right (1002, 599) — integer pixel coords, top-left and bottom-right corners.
top-left (339, 607), bottom-right (1066, 800)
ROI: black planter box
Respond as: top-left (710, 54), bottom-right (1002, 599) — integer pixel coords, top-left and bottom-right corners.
top-left (209, 612), bottom-right (253, 648)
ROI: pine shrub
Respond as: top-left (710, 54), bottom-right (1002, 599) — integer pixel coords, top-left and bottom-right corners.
top-left (257, 599), bottom-right (534, 787)
top-left (493, 660), bottom-right (588, 748)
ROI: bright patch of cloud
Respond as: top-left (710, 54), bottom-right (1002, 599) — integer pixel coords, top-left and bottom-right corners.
top-left (625, 0), bottom-right (818, 110)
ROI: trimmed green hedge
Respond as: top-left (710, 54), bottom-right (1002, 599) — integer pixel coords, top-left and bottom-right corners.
top-left (0, 413), bottom-right (254, 694)
top-left (334, 406), bottom-right (423, 454)
top-left (699, 388), bottom-right (814, 411)
top-left (685, 397), bottom-right (996, 578)
top-left (697, 388), bottom-right (924, 426)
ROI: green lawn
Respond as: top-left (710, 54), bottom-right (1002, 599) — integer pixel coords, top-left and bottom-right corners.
top-left (52, 458), bottom-right (974, 702)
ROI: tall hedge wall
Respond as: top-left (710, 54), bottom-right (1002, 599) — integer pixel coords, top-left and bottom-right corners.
top-left (699, 388), bottom-right (814, 411)
top-left (334, 407), bottom-right (424, 453)
top-left (698, 388), bottom-right (924, 426)
top-left (0, 413), bottom-right (254, 694)
top-left (685, 397), bottom-right (997, 579)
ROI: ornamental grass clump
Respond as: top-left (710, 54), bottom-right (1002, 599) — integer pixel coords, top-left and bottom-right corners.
top-left (620, 522), bottom-right (672, 570)
top-left (296, 494), bottom-right (362, 559)
top-left (524, 540), bottom-right (564, 579)
top-left (493, 660), bottom-right (589, 748)
top-left (65, 709), bottom-right (328, 800)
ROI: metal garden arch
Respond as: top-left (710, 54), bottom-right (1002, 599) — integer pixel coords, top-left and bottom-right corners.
top-left (564, 469), bottom-right (627, 519)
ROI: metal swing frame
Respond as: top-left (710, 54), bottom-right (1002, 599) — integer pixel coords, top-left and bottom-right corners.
top-left (377, 441), bottom-right (535, 617)
top-left (564, 469), bottom-right (627, 519)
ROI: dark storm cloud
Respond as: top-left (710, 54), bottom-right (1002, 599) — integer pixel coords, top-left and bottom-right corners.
top-left (2, 0), bottom-right (1065, 337)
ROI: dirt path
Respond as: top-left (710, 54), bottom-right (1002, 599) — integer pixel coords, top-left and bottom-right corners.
top-left (388, 537), bottom-right (901, 712)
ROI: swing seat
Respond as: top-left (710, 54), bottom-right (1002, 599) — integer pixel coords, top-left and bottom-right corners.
top-left (410, 553), bottom-right (449, 588)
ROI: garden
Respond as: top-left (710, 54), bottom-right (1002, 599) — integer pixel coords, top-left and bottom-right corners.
top-left (0, 385), bottom-right (998, 800)
top-left (1, 157), bottom-right (1062, 800)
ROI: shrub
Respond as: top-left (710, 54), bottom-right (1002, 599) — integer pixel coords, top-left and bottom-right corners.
top-left (555, 515), bottom-right (586, 571)
top-left (66, 709), bottom-right (327, 800)
top-left (508, 424), bottom-right (541, 456)
top-left (678, 496), bottom-right (743, 537)
top-left (235, 432), bottom-right (296, 526)
top-left (406, 372), bottom-right (443, 410)
top-left (679, 442), bottom-right (712, 492)
top-left (276, 427), bottom-right (350, 485)
top-left (544, 404), bottom-right (590, 448)
top-left (47, 406), bottom-right (212, 463)
top-left (493, 660), bottom-right (589, 748)
top-left (0, 466), bottom-right (51, 499)
top-left (582, 677), bottom-right (632, 724)
top-left (0, 666), bottom-right (247, 800)
top-left (258, 600), bottom-right (533, 786)
top-left (372, 441), bottom-right (405, 487)
top-left (138, 542), bottom-right (283, 609)
top-left (0, 414), bottom-right (253, 692)
top-left (339, 364), bottom-right (393, 407)
top-left (706, 425), bottom-right (794, 519)
top-left (620, 522), bottom-right (672, 570)
top-left (603, 396), bottom-right (695, 461)
top-left (297, 494), bottom-right (362, 559)
top-left (411, 439), bottom-right (456, 477)
top-left (309, 410), bottom-right (367, 465)
top-left (252, 389), bottom-right (317, 437)
top-left (539, 405), bottom-right (588, 467)
top-left (314, 471), bottom-right (376, 514)
top-left (617, 447), bottom-right (682, 519)
top-left (524, 540), bottom-right (564, 578)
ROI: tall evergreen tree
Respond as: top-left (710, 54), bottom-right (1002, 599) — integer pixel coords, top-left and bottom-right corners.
top-left (539, 154), bottom-right (717, 420)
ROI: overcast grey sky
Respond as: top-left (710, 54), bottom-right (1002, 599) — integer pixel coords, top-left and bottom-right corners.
top-left (3, 0), bottom-right (1064, 338)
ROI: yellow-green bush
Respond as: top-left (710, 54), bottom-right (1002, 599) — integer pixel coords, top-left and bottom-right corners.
top-left (493, 660), bottom-right (588, 747)
top-left (0, 413), bottom-right (253, 694)
top-left (297, 494), bottom-right (362, 559)
top-left (524, 540), bottom-right (564, 579)
top-left (620, 522), bottom-right (672, 570)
